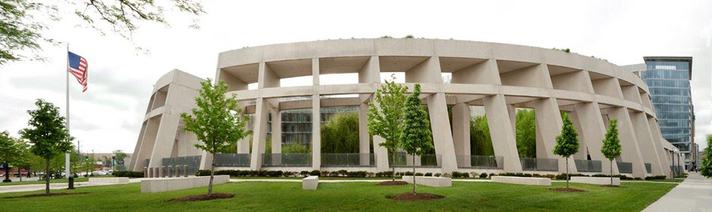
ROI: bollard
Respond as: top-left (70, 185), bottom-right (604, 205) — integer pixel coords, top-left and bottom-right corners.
top-left (168, 166), bottom-right (173, 178)
top-left (144, 167), bottom-right (148, 178)
top-left (159, 166), bottom-right (164, 178)
top-left (183, 165), bottom-right (188, 177)
top-left (148, 167), bottom-right (153, 178)
top-left (175, 166), bottom-right (181, 177)
top-left (153, 167), bottom-right (159, 178)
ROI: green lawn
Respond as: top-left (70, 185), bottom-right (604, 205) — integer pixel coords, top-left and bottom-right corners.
top-left (0, 180), bottom-right (675, 211)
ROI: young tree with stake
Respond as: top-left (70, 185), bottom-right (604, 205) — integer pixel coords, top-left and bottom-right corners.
top-left (399, 84), bottom-right (433, 195)
top-left (367, 75), bottom-right (408, 182)
top-left (19, 99), bottom-right (73, 195)
top-left (601, 119), bottom-right (622, 185)
top-left (553, 112), bottom-right (579, 189)
top-left (181, 79), bottom-right (250, 196)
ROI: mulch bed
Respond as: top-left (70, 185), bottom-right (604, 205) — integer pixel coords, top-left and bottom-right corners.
top-left (378, 181), bottom-right (408, 186)
top-left (548, 188), bottom-right (586, 192)
top-left (5, 192), bottom-right (89, 199)
top-left (601, 185), bottom-right (622, 188)
top-left (166, 193), bottom-right (235, 202)
top-left (387, 193), bottom-right (445, 201)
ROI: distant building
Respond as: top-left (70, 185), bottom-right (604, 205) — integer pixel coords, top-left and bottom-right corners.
top-left (627, 57), bottom-right (695, 170)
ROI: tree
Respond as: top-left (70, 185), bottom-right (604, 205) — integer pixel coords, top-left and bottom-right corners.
top-left (553, 112), bottom-right (579, 189)
top-left (12, 138), bottom-right (31, 181)
top-left (19, 99), bottom-right (73, 195)
top-left (701, 135), bottom-right (712, 178)
top-left (516, 109), bottom-right (536, 158)
top-left (113, 150), bottom-right (128, 171)
top-left (367, 74), bottom-right (408, 182)
top-left (180, 79), bottom-right (250, 196)
top-left (399, 84), bottom-right (434, 195)
top-left (321, 112), bottom-right (360, 153)
top-left (82, 154), bottom-right (97, 177)
top-left (1, 0), bottom-right (204, 64)
top-left (470, 116), bottom-right (495, 156)
top-left (282, 141), bottom-right (310, 153)
top-left (601, 119), bottom-right (622, 185)
top-left (0, 131), bottom-right (20, 182)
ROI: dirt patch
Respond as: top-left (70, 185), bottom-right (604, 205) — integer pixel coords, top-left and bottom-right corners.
top-left (378, 181), bottom-right (408, 186)
top-left (166, 193), bottom-right (235, 202)
top-left (548, 188), bottom-right (586, 192)
top-left (387, 193), bottom-right (444, 201)
top-left (5, 192), bottom-right (89, 199)
top-left (601, 184), bottom-right (622, 188)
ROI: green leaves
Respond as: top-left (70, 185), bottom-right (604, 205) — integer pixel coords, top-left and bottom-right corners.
top-left (553, 112), bottom-right (579, 158)
top-left (321, 112), bottom-right (360, 153)
top-left (180, 79), bottom-right (250, 155)
top-left (700, 135), bottom-right (712, 178)
top-left (516, 109), bottom-right (536, 158)
top-left (367, 74), bottom-right (407, 152)
top-left (601, 119), bottom-right (622, 161)
top-left (19, 99), bottom-right (73, 160)
top-left (399, 84), bottom-right (433, 156)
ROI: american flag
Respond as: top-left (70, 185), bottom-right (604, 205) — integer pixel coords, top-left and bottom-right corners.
top-left (67, 51), bottom-right (88, 92)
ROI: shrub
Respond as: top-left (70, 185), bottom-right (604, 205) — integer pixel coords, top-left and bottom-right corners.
top-left (376, 171), bottom-right (393, 178)
top-left (300, 171), bottom-right (309, 177)
top-left (645, 175), bottom-right (667, 180)
top-left (415, 172), bottom-right (424, 176)
top-left (424, 172), bottom-right (432, 177)
top-left (309, 170), bottom-right (321, 176)
top-left (489, 173), bottom-right (497, 177)
top-left (555, 173), bottom-right (587, 180)
top-left (282, 171), bottom-right (296, 177)
top-left (441, 173), bottom-right (452, 178)
top-left (196, 170), bottom-right (211, 176)
top-left (434, 173), bottom-right (442, 177)
top-left (329, 172), bottom-right (339, 177)
top-left (321, 171), bottom-right (331, 176)
top-left (347, 171), bottom-right (367, 178)
top-left (479, 173), bottom-right (488, 178)
top-left (114, 171), bottom-right (144, 178)
top-left (404, 171), bottom-right (414, 176)
top-left (451, 171), bottom-right (469, 178)
top-left (338, 170), bottom-right (348, 177)
top-left (366, 172), bottom-right (375, 177)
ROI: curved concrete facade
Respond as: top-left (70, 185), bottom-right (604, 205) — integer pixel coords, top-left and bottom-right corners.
top-left (131, 39), bottom-right (684, 179)
top-left (214, 38), bottom-right (680, 178)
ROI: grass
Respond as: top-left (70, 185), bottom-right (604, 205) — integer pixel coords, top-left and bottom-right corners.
top-left (0, 181), bottom-right (676, 211)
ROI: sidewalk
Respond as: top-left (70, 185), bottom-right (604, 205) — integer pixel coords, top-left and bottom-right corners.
top-left (0, 178), bottom-right (141, 194)
top-left (643, 173), bottom-right (712, 212)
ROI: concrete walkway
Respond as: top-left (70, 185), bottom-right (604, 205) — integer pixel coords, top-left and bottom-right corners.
top-left (643, 173), bottom-right (712, 212)
top-left (0, 178), bottom-right (141, 194)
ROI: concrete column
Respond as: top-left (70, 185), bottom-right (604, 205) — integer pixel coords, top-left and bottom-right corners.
top-left (427, 93), bottom-right (459, 173)
top-left (358, 102), bottom-right (371, 166)
top-left (237, 119), bottom-right (251, 154)
top-left (606, 107), bottom-right (647, 178)
top-left (159, 166), bottom-right (165, 178)
top-left (452, 103), bottom-right (471, 167)
top-left (168, 166), bottom-right (173, 177)
top-left (154, 167), bottom-right (160, 178)
top-left (183, 165), bottom-right (188, 177)
top-left (483, 94), bottom-right (523, 172)
top-left (572, 102), bottom-right (618, 175)
top-left (312, 94), bottom-right (321, 169)
top-left (648, 117), bottom-right (673, 178)
top-left (147, 167), bottom-right (152, 178)
top-left (532, 97), bottom-right (577, 173)
top-left (630, 112), bottom-right (665, 176)
top-left (271, 109), bottom-right (282, 153)
top-left (147, 114), bottom-right (180, 169)
top-left (250, 98), bottom-right (270, 169)
top-left (175, 166), bottom-right (181, 177)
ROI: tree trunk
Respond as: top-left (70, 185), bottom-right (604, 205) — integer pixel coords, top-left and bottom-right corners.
top-left (566, 158), bottom-right (569, 189)
top-left (3, 163), bottom-right (10, 182)
top-left (610, 160), bottom-right (613, 185)
top-left (18, 167), bottom-right (22, 182)
top-left (208, 145), bottom-right (216, 196)
top-left (412, 154), bottom-right (416, 195)
top-left (391, 150), bottom-right (395, 182)
top-left (45, 158), bottom-right (50, 195)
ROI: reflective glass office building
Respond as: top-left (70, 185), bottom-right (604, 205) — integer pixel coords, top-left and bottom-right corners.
top-left (632, 57), bottom-right (694, 169)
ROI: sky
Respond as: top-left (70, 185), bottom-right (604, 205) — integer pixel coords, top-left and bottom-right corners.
top-left (0, 0), bottom-right (710, 154)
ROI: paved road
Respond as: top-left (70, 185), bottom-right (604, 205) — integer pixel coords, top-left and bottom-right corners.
top-left (643, 172), bottom-right (712, 212)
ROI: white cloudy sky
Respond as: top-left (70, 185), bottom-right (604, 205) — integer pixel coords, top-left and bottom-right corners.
top-left (0, 0), bottom-right (710, 153)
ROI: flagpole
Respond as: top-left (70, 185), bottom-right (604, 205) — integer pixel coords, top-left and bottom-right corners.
top-left (66, 43), bottom-right (74, 189)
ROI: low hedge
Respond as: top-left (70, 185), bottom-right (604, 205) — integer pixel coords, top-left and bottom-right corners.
top-left (195, 170), bottom-right (371, 178)
top-left (114, 171), bottom-right (144, 178)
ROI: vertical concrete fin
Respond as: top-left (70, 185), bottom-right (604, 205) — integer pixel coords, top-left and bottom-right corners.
top-left (312, 94), bottom-right (321, 169)
top-left (573, 102), bottom-right (619, 175)
top-left (249, 98), bottom-right (270, 169)
top-left (607, 107), bottom-right (647, 178)
top-left (484, 94), bottom-right (522, 172)
top-left (427, 93), bottom-right (459, 172)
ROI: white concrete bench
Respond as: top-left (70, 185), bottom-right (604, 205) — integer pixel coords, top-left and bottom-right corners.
top-left (89, 177), bottom-right (130, 184)
top-left (140, 175), bottom-right (229, 193)
top-left (571, 177), bottom-right (620, 186)
top-left (401, 176), bottom-right (452, 187)
top-left (302, 176), bottom-right (319, 190)
top-left (491, 176), bottom-right (551, 186)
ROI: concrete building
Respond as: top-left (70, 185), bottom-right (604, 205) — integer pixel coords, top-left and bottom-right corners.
top-left (627, 57), bottom-right (695, 170)
top-left (130, 39), bottom-right (682, 179)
